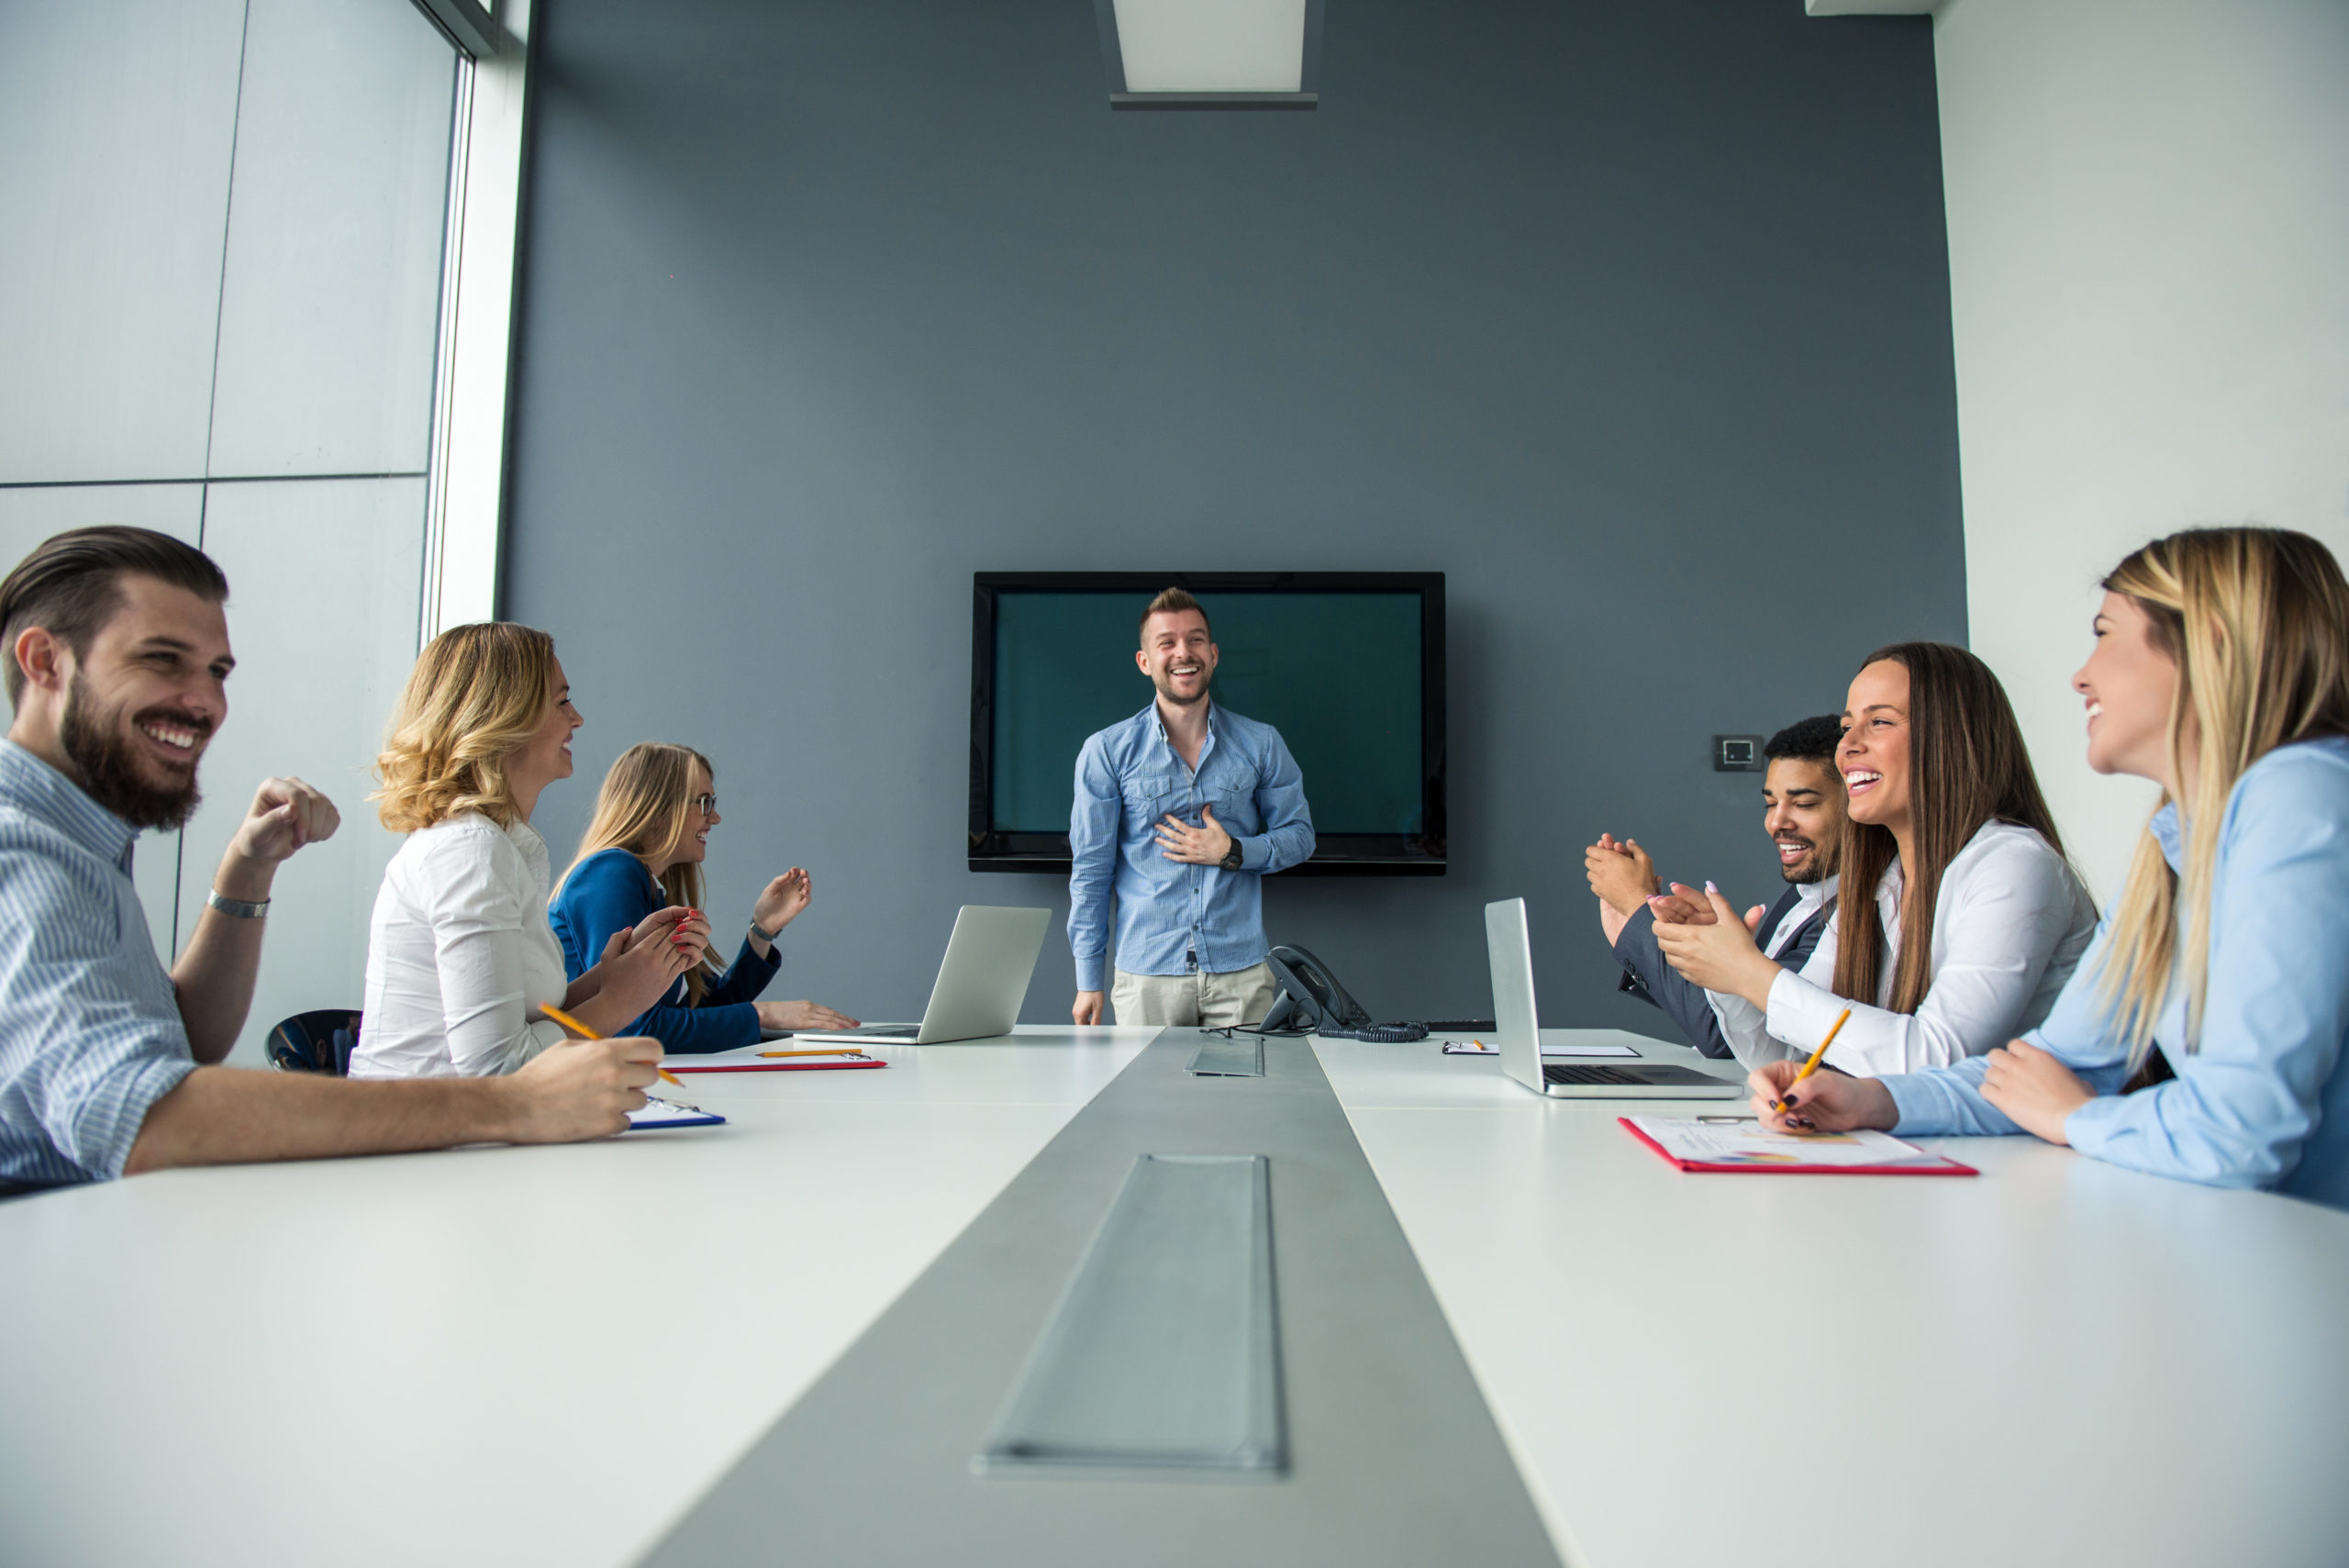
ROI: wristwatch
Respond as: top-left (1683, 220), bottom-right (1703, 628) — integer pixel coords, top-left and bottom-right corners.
top-left (1219, 842), bottom-right (1244, 871)
top-left (748, 919), bottom-right (781, 944)
top-left (206, 888), bottom-right (271, 919)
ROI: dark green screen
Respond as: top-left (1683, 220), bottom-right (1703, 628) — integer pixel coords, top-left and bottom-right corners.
top-left (991, 592), bottom-right (1423, 836)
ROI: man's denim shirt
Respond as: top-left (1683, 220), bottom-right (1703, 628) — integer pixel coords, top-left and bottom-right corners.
top-left (1068, 700), bottom-right (1315, 990)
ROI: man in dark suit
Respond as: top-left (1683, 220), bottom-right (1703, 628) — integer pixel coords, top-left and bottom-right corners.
top-left (1584, 717), bottom-right (1844, 1059)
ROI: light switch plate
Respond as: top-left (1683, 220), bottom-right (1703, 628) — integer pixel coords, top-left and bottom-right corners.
top-left (1713, 734), bottom-right (1763, 772)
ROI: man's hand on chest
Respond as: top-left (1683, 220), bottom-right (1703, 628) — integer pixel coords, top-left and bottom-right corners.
top-left (1153, 804), bottom-right (1238, 867)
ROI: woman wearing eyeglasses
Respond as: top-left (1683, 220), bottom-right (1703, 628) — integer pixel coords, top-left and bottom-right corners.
top-left (549, 742), bottom-right (857, 1052)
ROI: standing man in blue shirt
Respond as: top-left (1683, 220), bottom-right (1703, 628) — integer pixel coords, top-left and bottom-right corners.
top-left (1070, 587), bottom-right (1316, 1028)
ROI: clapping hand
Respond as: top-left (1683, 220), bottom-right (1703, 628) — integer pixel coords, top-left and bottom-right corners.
top-left (1584, 832), bottom-right (1661, 917)
top-left (753, 868), bottom-right (813, 935)
top-left (1650, 884), bottom-right (1778, 1008)
top-left (1645, 881), bottom-right (1725, 926)
top-left (594, 906), bottom-right (708, 1016)
top-left (631, 905), bottom-right (712, 969)
top-left (1586, 832), bottom-right (1660, 944)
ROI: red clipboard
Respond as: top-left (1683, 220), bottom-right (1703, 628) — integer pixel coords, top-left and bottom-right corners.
top-left (1618, 1117), bottom-right (1977, 1176)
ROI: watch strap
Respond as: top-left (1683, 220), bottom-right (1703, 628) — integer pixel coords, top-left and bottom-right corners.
top-left (748, 919), bottom-right (781, 944)
top-left (206, 888), bottom-right (271, 919)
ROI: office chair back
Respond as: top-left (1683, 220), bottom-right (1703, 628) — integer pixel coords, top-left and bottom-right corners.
top-left (266, 1009), bottom-right (363, 1075)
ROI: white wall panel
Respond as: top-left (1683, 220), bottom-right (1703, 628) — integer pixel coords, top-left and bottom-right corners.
top-left (0, 484), bottom-right (204, 558)
top-left (0, 484), bottom-right (205, 962)
top-left (206, 0), bottom-right (456, 478)
top-left (1939, 0), bottom-right (2349, 899)
top-left (177, 477), bottom-right (426, 1063)
top-left (0, 0), bottom-right (247, 484)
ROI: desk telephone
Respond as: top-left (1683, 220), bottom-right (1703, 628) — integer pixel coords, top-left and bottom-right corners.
top-left (1260, 945), bottom-right (1431, 1041)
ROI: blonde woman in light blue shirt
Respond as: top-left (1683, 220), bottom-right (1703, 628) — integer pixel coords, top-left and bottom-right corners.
top-left (1753, 528), bottom-right (2349, 1209)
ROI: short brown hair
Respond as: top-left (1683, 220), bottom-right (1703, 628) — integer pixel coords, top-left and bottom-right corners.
top-left (1139, 586), bottom-right (1210, 645)
top-left (0, 527), bottom-right (230, 706)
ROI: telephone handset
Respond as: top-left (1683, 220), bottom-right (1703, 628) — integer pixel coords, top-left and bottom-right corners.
top-left (1260, 944), bottom-right (1374, 1034)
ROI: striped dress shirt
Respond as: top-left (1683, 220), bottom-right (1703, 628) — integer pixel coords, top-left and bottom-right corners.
top-left (0, 739), bottom-right (195, 1186)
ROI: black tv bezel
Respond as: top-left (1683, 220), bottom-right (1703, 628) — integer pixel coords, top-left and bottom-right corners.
top-left (968, 571), bottom-right (1447, 877)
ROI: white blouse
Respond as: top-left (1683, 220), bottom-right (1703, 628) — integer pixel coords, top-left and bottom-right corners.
top-left (1709, 820), bottom-right (2098, 1076)
top-left (351, 812), bottom-right (571, 1079)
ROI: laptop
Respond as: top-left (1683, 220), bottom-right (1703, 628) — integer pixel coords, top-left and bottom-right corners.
top-left (788, 906), bottom-right (1052, 1047)
top-left (1485, 897), bottom-right (1743, 1099)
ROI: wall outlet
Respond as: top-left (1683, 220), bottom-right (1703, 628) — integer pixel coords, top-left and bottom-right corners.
top-left (1713, 734), bottom-right (1763, 772)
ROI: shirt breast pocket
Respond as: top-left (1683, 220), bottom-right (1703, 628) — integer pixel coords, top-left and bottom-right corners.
top-left (1206, 788), bottom-right (1261, 840)
top-left (1122, 772), bottom-right (1186, 829)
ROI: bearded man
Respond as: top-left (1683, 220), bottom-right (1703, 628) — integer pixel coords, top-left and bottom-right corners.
top-left (1068, 586), bottom-right (1316, 1029)
top-left (1584, 715), bottom-right (1846, 1059)
top-left (0, 528), bottom-right (657, 1189)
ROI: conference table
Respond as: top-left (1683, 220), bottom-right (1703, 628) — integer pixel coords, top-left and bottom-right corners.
top-left (4, 1024), bottom-right (2344, 1567)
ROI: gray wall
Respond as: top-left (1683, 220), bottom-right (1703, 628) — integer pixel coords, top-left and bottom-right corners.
top-left (505, 0), bottom-right (1965, 1029)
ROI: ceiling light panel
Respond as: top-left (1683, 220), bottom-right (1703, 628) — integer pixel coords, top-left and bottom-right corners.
top-left (1110, 0), bottom-right (1309, 94)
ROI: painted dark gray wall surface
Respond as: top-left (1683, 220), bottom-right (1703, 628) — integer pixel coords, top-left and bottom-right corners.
top-left (504, 0), bottom-right (1965, 1029)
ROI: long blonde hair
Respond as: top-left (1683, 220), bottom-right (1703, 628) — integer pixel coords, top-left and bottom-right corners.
top-left (1831, 642), bottom-right (2066, 1015)
top-left (373, 623), bottom-right (559, 832)
top-left (2099, 528), bottom-right (2349, 1063)
top-left (555, 742), bottom-right (717, 1001)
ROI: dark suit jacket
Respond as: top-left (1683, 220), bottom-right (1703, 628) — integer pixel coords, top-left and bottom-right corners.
top-left (1612, 884), bottom-right (1831, 1059)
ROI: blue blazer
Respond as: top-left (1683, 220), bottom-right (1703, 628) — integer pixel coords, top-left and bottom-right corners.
top-left (547, 848), bottom-right (780, 1053)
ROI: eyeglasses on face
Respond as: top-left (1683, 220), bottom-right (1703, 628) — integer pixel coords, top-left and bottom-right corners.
top-left (689, 794), bottom-right (718, 816)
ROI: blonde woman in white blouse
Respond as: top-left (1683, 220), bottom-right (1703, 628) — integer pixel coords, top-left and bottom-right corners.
top-left (1652, 642), bottom-right (2096, 1077)
top-left (351, 623), bottom-right (709, 1080)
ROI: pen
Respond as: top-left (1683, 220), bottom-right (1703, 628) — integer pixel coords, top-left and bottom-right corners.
top-left (1774, 1006), bottom-right (1852, 1113)
top-left (758, 1048), bottom-right (870, 1059)
top-left (540, 1003), bottom-right (681, 1086)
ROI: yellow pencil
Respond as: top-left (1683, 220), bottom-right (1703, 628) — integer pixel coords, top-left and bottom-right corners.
top-left (1775, 1006), bottom-right (1853, 1111)
top-left (758, 1047), bottom-right (871, 1059)
top-left (540, 1003), bottom-right (681, 1086)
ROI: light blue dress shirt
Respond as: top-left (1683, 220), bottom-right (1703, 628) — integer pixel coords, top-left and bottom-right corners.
top-left (0, 740), bottom-right (195, 1186)
top-left (1069, 700), bottom-right (1315, 990)
top-left (1885, 736), bottom-right (2349, 1209)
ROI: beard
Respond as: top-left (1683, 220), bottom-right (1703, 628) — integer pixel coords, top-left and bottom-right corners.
top-left (1777, 838), bottom-right (1839, 886)
top-left (1151, 669), bottom-right (1210, 707)
top-left (60, 671), bottom-right (207, 830)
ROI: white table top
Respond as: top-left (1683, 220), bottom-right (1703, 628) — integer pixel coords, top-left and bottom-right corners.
top-left (9, 1021), bottom-right (2346, 1568)
top-left (0, 1026), bottom-right (1154, 1568)
top-left (1315, 1028), bottom-right (2349, 1568)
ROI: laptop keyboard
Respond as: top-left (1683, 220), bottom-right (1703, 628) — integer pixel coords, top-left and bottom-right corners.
top-left (1542, 1062), bottom-right (1730, 1087)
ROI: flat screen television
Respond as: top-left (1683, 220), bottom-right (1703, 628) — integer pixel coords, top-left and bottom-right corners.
top-left (968, 572), bottom-right (1445, 875)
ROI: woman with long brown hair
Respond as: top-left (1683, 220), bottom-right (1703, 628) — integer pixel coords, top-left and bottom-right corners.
top-left (1752, 528), bottom-right (2349, 1207)
top-left (1654, 642), bottom-right (2098, 1075)
top-left (549, 742), bottom-right (855, 1052)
